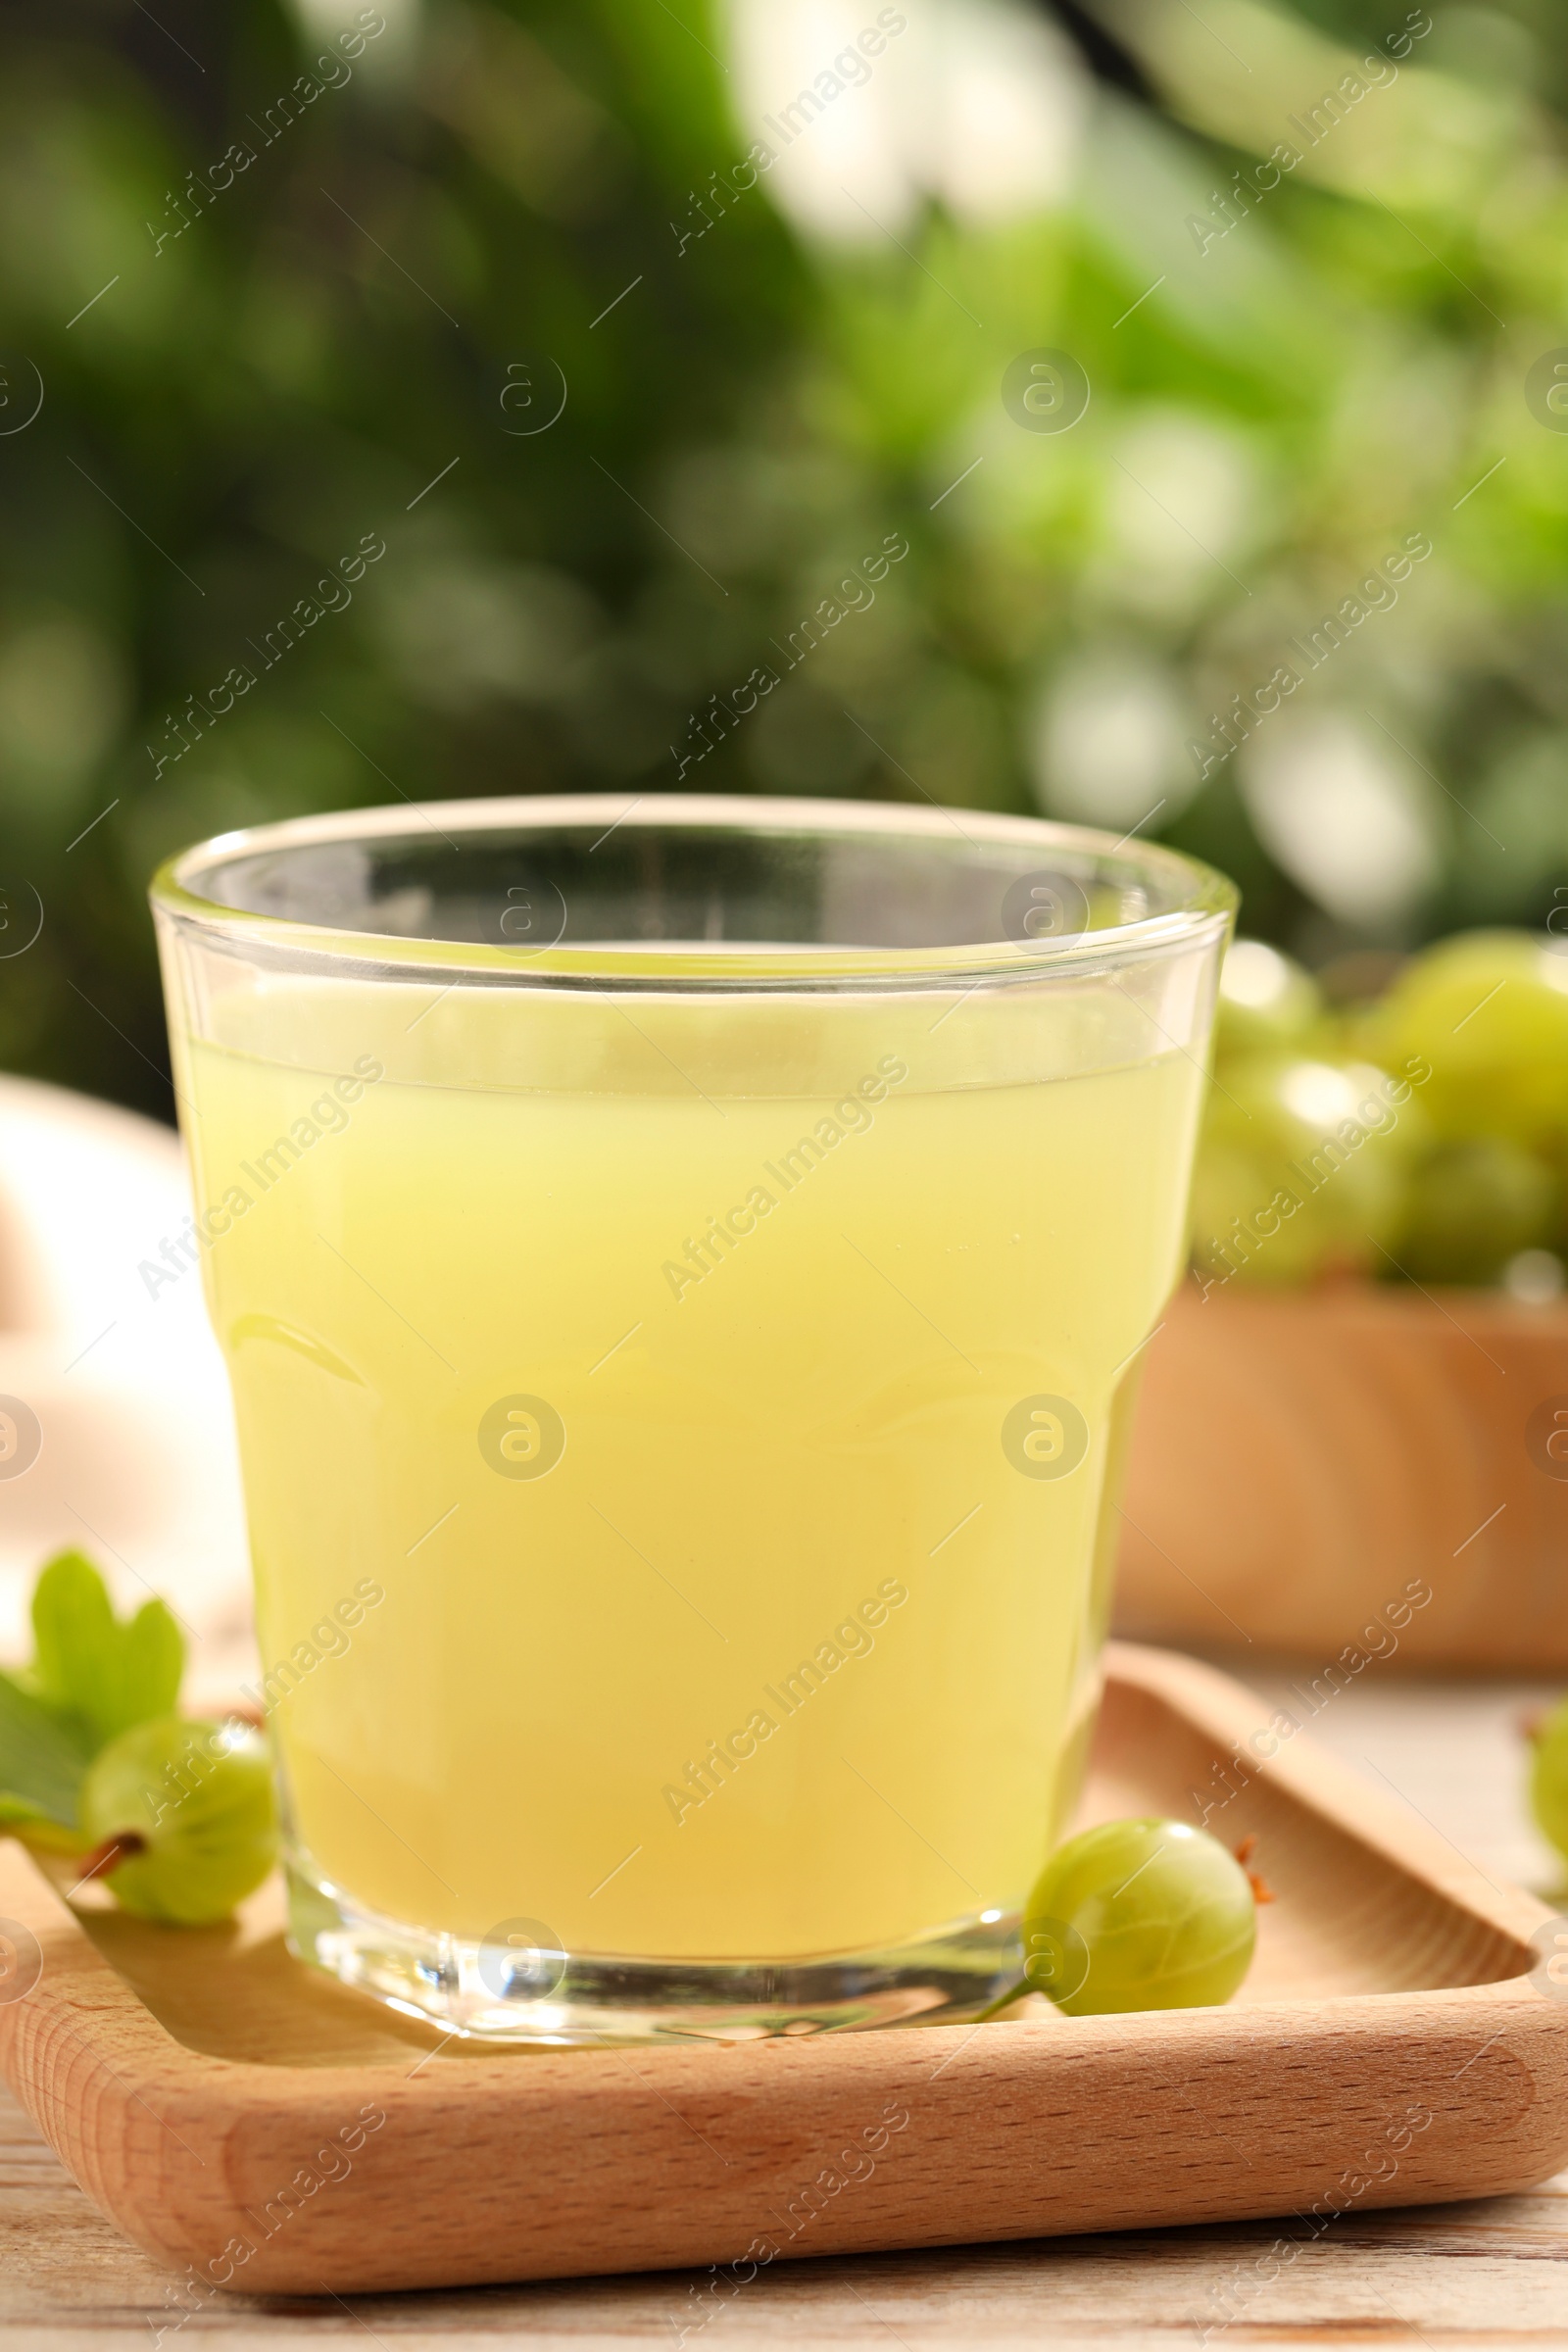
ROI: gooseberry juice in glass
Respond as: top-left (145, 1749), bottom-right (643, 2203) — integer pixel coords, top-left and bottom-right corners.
top-left (154, 799), bottom-right (1231, 2039)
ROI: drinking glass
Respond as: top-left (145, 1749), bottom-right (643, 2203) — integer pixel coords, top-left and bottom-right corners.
top-left (151, 795), bottom-right (1234, 2043)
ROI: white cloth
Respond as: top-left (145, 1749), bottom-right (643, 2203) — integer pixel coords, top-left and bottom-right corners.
top-left (0, 1076), bottom-right (253, 1707)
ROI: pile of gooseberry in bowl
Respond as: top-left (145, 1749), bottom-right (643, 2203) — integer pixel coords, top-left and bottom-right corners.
top-left (1192, 929), bottom-right (1568, 1298)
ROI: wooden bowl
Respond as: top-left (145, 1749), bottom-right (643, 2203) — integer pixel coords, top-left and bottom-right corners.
top-left (1115, 1279), bottom-right (1568, 1672)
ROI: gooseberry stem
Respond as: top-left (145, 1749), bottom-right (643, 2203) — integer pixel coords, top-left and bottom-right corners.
top-left (69, 1833), bottom-right (147, 1893)
top-left (971, 1973), bottom-right (1033, 2023)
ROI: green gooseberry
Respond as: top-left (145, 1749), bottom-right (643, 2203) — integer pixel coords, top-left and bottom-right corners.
top-left (1019, 1816), bottom-right (1258, 2017)
top-left (77, 1714), bottom-right (277, 1926)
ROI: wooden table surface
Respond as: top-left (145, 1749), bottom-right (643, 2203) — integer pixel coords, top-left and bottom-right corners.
top-left (4, 1660), bottom-right (1567, 2349)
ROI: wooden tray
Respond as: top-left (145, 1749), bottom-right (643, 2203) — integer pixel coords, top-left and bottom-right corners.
top-left (1117, 1281), bottom-right (1568, 1669)
top-left (0, 1642), bottom-right (1564, 2299)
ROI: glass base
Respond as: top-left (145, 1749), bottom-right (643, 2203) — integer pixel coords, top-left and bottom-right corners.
top-left (285, 1858), bottom-right (1021, 2045)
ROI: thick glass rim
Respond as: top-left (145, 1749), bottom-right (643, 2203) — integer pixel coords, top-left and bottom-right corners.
top-left (150, 792), bottom-right (1237, 987)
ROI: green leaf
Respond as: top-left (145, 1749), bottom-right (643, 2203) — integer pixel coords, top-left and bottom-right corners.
top-left (0, 1668), bottom-right (95, 1834)
top-left (29, 1550), bottom-right (184, 1749)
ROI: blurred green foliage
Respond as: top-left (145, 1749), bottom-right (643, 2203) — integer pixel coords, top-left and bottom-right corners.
top-left (1, 0), bottom-right (1566, 1118)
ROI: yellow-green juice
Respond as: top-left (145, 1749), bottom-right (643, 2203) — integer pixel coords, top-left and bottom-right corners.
top-left (176, 984), bottom-right (1202, 1963)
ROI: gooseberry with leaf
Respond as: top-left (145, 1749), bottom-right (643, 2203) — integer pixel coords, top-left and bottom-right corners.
top-left (77, 1714), bottom-right (277, 1926)
top-left (0, 1549), bottom-right (280, 1927)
